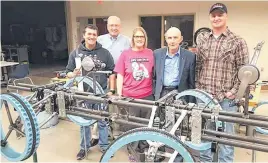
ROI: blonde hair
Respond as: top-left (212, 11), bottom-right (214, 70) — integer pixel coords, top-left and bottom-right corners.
top-left (131, 27), bottom-right (148, 48)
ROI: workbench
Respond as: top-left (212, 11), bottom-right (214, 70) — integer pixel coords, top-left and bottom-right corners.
top-left (1, 61), bottom-right (19, 85)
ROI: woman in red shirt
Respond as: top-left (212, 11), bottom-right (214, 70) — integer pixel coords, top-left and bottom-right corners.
top-left (114, 26), bottom-right (154, 125)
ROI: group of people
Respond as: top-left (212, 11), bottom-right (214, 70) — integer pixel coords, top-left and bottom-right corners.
top-left (65, 3), bottom-right (249, 162)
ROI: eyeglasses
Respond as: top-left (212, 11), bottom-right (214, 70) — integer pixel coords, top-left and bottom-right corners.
top-left (133, 35), bottom-right (145, 39)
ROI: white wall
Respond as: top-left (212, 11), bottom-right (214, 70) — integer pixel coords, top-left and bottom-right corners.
top-left (66, 1), bottom-right (268, 80)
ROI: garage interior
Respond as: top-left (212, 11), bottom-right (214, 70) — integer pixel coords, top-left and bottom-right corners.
top-left (1, 1), bottom-right (67, 77)
top-left (1, 1), bottom-right (268, 163)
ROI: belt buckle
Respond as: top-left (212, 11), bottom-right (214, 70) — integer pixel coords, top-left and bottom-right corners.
top-left (164, 86), bottom-right (177, 90)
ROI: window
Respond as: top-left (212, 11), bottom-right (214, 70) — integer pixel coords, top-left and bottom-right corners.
top-left (87, 17), bottom-right (108, 36)
top-left (140, 16), bottom-right (162, 51)
top-left (95, 17), bottom-right (108, 36)
top-left (140, 15), bottom-right (194, 50)
top-left (76, 17), bottom-right (108, 42)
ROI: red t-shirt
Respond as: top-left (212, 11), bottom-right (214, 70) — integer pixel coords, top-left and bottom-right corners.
top-left (114, 48), bottom-right (154, 99)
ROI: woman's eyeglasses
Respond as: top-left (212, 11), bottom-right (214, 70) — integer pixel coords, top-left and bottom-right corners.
top-left (133, 35), bottom-right (145, 39)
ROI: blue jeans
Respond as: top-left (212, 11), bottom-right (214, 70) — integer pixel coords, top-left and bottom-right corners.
top-left (80, 102), bottom-right (109, 151)
top-left (200, 99), bottom-right (237, 163)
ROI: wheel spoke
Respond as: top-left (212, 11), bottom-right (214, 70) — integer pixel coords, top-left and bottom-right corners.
top-left (13, 126), bottom-right (26, 137)
top-left (1, 129), bottom-right (13, 146)
top-left (4, 100), bottom-right (14, 125)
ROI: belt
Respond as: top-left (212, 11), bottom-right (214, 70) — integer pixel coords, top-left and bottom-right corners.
top-left (163, 86), bottom-right (178, 90)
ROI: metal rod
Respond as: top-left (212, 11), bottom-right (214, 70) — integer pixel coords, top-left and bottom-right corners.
top-left (69, 94), bottom-right (268, 122)
top-left (70, 94), bottom-right (268, 127)
top-left (247, 114), bottom-right (268, 122)
top-left (109, 101), bottom-right (153, 111)
top-left (68, 94), bottom-right (153, 111)
top-left (203, 130), bottom-right (268, 146)
top-left (33, 152), bottom-right (38, 163)
top-left (72, 93), bottom-right (155, 105)
top-left (9, 85), bottom-right (268, 121)
top-left (244, 86), bottom-right (250, 116)
top-left (250, 41), bottom-right (265, 65)
top-left (202, 113), bottom-right (268, 128)
top-left (246, 125), bottom-right (255, 137)
top-left (202, 109), bottom-right (268, 122)
top-left (124, 98), bottom-right (155, 105)
top-left (170, 110), bottom-right (188, 135)
top-left (156, 90), bottom-right (178, 103)
top-left (71, 107), bottom-right (150, 124)
top-left (113, 119), bottom-right (147, 128)
top-left (202, 135), bottom-right (268, 153)
top-left (4, 100), bottom-right (14, 125)
top-left (175, 109), bottom-right (268, 128)
top-left (8, 84), bottom-right (268, 126)
top-left (27, 92), bottom-right (37, 102)
top-left (66, 111), bottom-right (147, 128)
top-left (7, 85), bottom-right (32, 91)
top-left (17, 83), bottom-right (36, 88)
top-left (32, 100), bottom-right (47, 108)
top-left (72, 107), bottom-right (149, 124)
top-left (173, 105), bottom-right (268, 122)
top-left (2, 129), bottom-right (13, 143)
top-left (39, 112), bottom-right (58, 128)
top-left (252, 130), bottom-right (257, 163)
top-left (35, 106), bottom-right (44, 116)
top-left (71, 107), bottom-right (109, 116)
top-left (32, 93), bottom-right (55, 108)
top-left (13, 82), bottom-right (64, 91)
top-left (31, 82), bottom-right (66, 91)
top-left (83, 126), bottom-right (88, 159)
top-left (244, 86), bottom-right (254, 136)
top-left (12, 126), bottom-right (26, 137)
top-left (74, 91), bottom-right (94, 96)
top-left (148, 106), bottom-right (157, 127)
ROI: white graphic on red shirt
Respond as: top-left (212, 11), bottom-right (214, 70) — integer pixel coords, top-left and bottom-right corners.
top-left (131, 60), bottom-right (149, 81)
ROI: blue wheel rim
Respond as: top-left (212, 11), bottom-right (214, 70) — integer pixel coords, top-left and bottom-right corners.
top-left (100, 127), bottom-right (195, 162)
top-left (64, 76), bottom-right (105, 126)
top-left (0, 93), bottom-right (40, 161)
top-left (175, 89), bottom-right (222, 151)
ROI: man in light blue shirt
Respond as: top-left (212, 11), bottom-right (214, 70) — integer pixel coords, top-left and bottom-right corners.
top-left (91, 16), bottom-right (131, 146)
top-left (153, 27), bottom-right (196, 102)
top-left (97, 16), bottom-right (131, 64)
top-left (153, 26), bottom-right (197, 162)
top-left (163, 48), bottom-right (180, 87)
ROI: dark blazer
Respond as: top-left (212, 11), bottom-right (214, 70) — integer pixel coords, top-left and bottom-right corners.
top-left (153, 47), bottom-right (196, 103)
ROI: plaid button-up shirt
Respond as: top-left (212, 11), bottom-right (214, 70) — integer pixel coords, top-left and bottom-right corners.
top-left (196, 28), bottom-right (249, 102)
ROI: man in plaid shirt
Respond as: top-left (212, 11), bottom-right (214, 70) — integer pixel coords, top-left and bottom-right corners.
top-left (196, 3), bottom-right (249, 162)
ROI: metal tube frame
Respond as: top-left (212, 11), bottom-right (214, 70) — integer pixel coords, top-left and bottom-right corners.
top-left (5, 82), bottom-right (268, 154)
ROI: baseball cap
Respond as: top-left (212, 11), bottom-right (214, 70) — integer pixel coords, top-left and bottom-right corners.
top-left (209, 3), bottom-right (228, 14)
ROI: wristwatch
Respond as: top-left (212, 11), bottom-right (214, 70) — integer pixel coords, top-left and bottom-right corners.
top-left (109, 90), bottom-right (116, 94)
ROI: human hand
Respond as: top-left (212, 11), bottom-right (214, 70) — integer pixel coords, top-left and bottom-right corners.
top-left (249, 84), bottom-right (256, 92)
top-left (225, 91), bottom-right (236, 100)
top-left (107, 91), bottom-right (113, 96)
top-left (73, 68), bottom-right (81, 76)
top-left (189, 47), bottom-right (198, 53)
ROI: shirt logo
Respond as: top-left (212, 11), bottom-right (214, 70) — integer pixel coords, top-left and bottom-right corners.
top-left (131, 58), bottom-right (149, 81)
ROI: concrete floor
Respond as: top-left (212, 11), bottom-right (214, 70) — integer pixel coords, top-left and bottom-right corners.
top-left (1, 74), bottom-right (268, 162)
